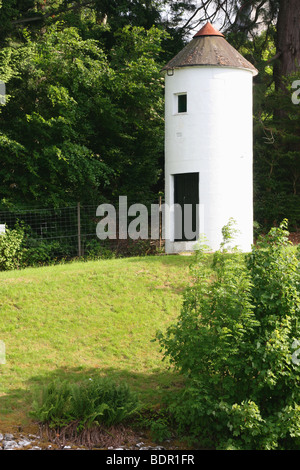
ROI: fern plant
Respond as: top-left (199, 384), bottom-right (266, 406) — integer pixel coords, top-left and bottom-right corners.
top-left (30, 377), bottom-right (140, 431)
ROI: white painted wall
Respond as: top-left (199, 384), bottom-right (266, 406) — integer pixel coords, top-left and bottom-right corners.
top-left (164, 66), bottom-right (254, 253)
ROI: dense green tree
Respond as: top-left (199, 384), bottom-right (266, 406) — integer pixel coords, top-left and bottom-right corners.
top-left (0, 24), bottom-right (166, 207)
top-left (0, 1), bottom-right (196, 209)
top-left (254, 69), bottom-right (300, 229)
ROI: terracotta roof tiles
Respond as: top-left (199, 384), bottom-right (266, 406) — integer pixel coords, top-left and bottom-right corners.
top-left (162, 22), bottom-right (258, 76)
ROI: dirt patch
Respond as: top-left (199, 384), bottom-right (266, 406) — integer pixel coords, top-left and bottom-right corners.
top-left (289, 231), bottom-right (300, 245)
top-left (40, 423), bottom-right (140, 449)
top-left (36, 423), bottom-right (192, 450)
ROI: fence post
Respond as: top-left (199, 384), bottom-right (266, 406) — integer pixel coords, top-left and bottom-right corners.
top-left (77, 202), bottom-right (82, 258)
top-left (159, 195), bottom-right (162, 249)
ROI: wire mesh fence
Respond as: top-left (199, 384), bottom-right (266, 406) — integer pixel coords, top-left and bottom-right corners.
top-left (0, 199), bottom-right (164, 260)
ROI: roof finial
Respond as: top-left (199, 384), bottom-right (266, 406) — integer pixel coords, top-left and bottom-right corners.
top-left (193, 21), bottom-right (224, 38)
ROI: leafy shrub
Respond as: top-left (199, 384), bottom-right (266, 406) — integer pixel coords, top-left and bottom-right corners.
top-left (83, 239), bottom-right (116, 260)
top-left (147, 417), bottom-right (172, 443)
top-left (136, 407), bottom-right (172, 443)
top-left (0, 222), bottom-right (78, 270)
top-left (156, 219), bottom-right (300, 450)
top-left (0, 225), bottom-right (26, 270)
top-left (30, 377), bottom-right (140, 431)
top-left (22, 239), bottom-right (66, 266)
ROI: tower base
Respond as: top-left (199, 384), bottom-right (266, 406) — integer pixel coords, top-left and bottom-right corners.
top-left (165, 240), bottom-right (198, 254)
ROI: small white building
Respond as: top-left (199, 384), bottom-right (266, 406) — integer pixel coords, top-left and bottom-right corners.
top-left (163, 22), bottom-right (258, 253)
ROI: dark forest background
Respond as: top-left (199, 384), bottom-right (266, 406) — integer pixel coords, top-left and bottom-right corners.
top-left (0, 0), bottom-right (299, 231)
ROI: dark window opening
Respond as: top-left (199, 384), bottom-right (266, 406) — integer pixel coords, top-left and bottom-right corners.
top-left (178, 94), bottom-right (187, 113)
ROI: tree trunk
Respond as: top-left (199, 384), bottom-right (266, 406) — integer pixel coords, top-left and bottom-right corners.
top-left (274, 0), bottom-right (300, 90)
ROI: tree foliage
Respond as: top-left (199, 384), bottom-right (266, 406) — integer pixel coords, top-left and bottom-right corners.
top-left (0, 21), bottom-right (166, 207)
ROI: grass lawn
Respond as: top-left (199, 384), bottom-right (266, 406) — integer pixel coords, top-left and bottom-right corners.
top-left (0, 254), bottom-right (193, 430)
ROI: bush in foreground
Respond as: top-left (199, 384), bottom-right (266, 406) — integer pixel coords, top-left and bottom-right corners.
top-left (156, 220), bottom-right (300, 450)
top-left (0, 226), bottom-right (25, 270)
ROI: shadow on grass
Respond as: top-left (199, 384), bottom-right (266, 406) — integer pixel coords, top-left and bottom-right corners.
top-left (0, 366), bottom-right (185, 428)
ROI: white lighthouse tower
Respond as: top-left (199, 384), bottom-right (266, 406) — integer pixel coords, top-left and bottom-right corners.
top-left (163, 22), bottom-right (258, 253)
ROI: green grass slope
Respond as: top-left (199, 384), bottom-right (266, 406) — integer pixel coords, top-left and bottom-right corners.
top-left (0, 255), bottom-right (192, 427)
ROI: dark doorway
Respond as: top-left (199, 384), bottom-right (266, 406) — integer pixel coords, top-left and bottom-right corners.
top-left (174, 172), bottom-right (199, 241)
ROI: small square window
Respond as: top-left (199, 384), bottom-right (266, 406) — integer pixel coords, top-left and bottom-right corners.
top-left (178, 94), bottom-right (187, 113)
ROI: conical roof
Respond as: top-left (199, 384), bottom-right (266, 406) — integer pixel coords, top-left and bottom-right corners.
top-left (162, 22), bottom-right (258, 76)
